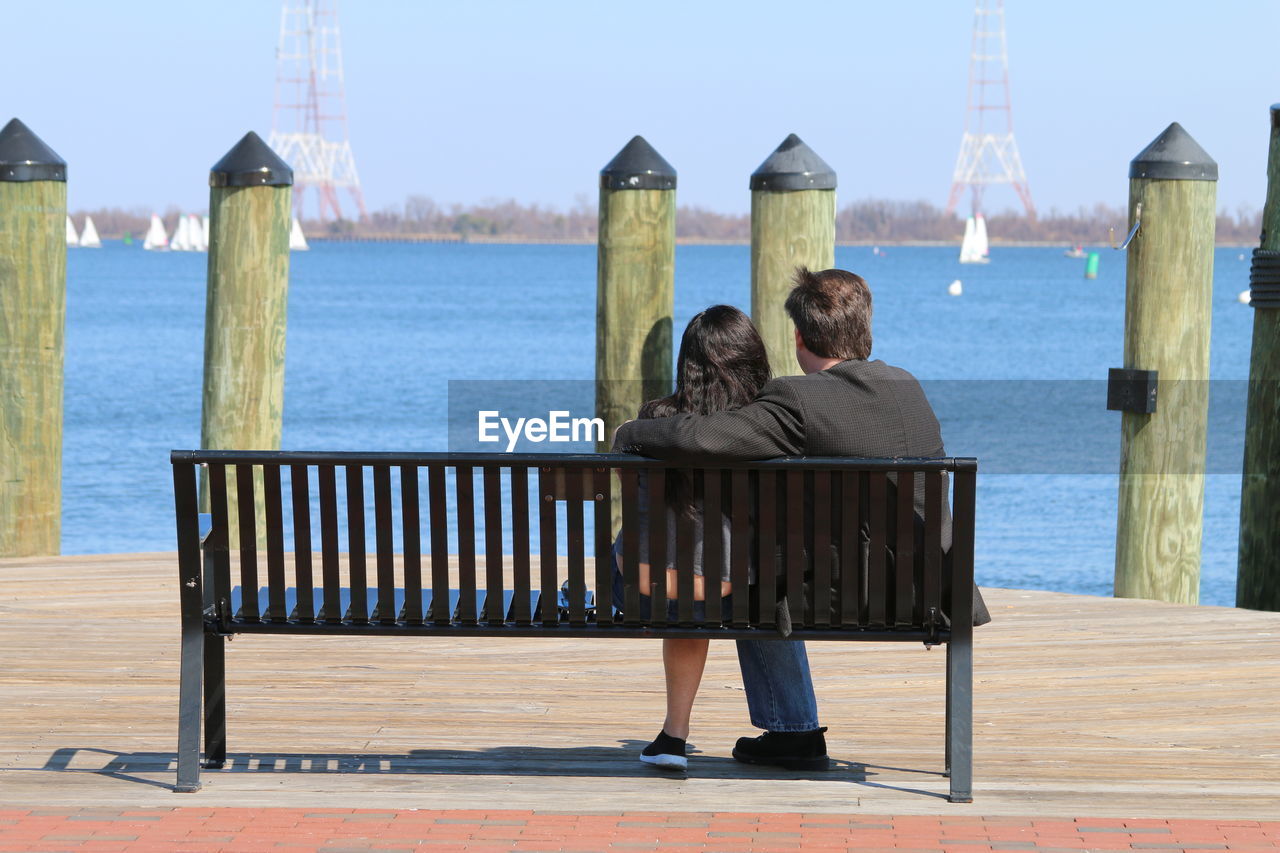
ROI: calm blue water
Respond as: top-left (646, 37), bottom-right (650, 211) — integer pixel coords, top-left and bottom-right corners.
top-left (62, 242), bottom-right (1255, 605)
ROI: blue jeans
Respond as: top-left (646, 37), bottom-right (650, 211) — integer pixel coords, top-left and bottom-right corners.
top-left (611, 557), bottom-right (820, 732)
top-left (734, 638), bottom-right (821, 732)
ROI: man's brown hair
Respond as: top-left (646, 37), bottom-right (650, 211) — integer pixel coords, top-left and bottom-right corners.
top-left (784, 266), bottom-right (873, 360)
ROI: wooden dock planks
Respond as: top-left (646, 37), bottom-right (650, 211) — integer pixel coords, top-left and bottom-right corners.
top-left (0, 552), bottom-right (1277, 818)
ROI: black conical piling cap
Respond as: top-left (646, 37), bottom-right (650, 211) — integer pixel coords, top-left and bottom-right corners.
top-left (209, 131), bottom-right (293, 188)
top-left (600, 136), bottom-right (676, 190)
top-left (1271, 103), bottom-right (1280, 130)
top-left (0, 118), bottom-right (66, 182)
top-left (1129, 122), bottom-right (1217, 181)
top-left (750, 134), bottom-right (836, 191)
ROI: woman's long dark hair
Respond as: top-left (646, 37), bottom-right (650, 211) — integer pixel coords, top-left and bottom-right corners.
top-left (637, 305), bottom-right (771, 516)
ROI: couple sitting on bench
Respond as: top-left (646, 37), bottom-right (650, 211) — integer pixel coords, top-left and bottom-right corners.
top-left (611, 266), bottom-right (991, 772)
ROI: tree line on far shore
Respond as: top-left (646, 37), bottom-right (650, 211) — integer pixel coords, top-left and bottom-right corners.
top-left (72, 197), bottom-right (1263, 245)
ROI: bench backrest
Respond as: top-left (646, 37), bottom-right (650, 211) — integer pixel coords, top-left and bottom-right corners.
top-left (172, 451), bottom-right (975, 641)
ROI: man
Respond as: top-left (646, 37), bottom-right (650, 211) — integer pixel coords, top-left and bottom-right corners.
top-left (615, 266), bottom-right (989, 770)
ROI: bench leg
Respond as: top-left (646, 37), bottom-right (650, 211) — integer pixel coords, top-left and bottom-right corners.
top-left (203, 634), bottom-right (227, 769)
top-left (176, 614), bottom-right (203, 792)
top-left (944, 649), bottom-right (952, 777)
top-left (945, 637), bottom-right (973, 803)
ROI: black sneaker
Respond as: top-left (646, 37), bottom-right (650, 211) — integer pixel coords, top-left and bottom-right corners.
top-left (640, 730), bottom-right (688, 771)
top-left (732, 727), bottom-right (830, 770)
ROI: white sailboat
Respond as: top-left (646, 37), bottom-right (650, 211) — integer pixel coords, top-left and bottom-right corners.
top-left (959, 217), bottom-right (978, 263)
top-left (66, 216), bottom-right (79, 247)
top-left (187, 214), bottom-right (207, 252)
top-left (289, 217), bottom-right (309, 251)
top-left (170, 215), bottom-right (193, 251)
top-left (974, 213), bottom-right (990, 262)
top-left (959, 214), bottom-right (990, 264)
top-left (143, 214), bottom-right (169, 250)
top-left (202, 216), bottom-right (210, 248)
top-left (79, 216), bottom-right (102, 248)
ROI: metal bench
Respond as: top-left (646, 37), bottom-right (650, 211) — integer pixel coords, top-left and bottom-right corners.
top-left (171, 450), bottom-right (976, 801)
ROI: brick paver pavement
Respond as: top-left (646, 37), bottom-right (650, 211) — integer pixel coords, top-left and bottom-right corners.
top-left (0, 809), bottom-right (1276, 853)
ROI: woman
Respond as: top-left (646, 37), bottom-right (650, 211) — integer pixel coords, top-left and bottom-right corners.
top-left (612, 304), bottom-right (770, 771)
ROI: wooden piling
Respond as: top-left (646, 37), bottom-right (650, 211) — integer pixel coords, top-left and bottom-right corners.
top-left (1237, 104), bottom-right (1280, 612)
top-left (750, 134), bottom-right (836, 376)
top-left (1114, 123), bottom-right (1217, 604)
top-left (0, 119), bottom-right (67, 557)
top-left (595, 135), bottom-right (676, 450)
top-left (595, 136), bottom-right (675, 536)
top-left (199, 132), bottom-right (293, 536)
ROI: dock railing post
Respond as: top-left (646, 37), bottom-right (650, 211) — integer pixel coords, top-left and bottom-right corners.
top-left (595, 136), bottom-right (676, 533)
top-left (750, 134), bottom-right (836, 376)
top-left (1237, 104), bottom-right (1280, 612)
top-left (199, 132), bottom-right (293, 544)
top-left (0, 119), bottom-right (67, 557)
top-left (1112, 123), bottom-right (1217, 604)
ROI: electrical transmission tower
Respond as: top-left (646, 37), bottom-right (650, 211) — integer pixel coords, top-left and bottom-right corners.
top-left (269, 0), bottom-right (367, 222)
top-left (946, 0), bottom-right (1035, 219)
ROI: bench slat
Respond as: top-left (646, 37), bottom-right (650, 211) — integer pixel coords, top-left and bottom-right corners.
top-left (812, 471), bottom-right (832, 629)
top-left (951, 469), bottom-right (977, 623)
top-left (318, 465), bottom-right (342, 625)
top-left (401, 465), bottom-right (424, 625)
top-left (373, 465), bottom-right (396, 627)
top-left (868, 472), bottom-right (887, 627)
top-left (428, 464), bottom-right (449, 625)
top-left (730, 470), bottom-right (750, 628)
top-left (924, 470), bottom-right (943, 627)
top-left (538, 467), bottom-right (558, 626)
top-left (264, 465), bottom-right (288, 623)
top-left (483, 467), bottom-right (505, 625)
top-left (785, 470), bottom-right (804, 629)
top-left (675, 478), bottom-right (695, 627)
top-left (896, 470), bottom-right (916, 628)
top-left (456, 466), bottom-right (478, 626)
top-left (701, 469), bottom-right (723, 629)
top-left (565, 467), bottom-right (587, 627)
top-left (290, 464), bottom-right (316, 623)
top-left (207, 464), bottom-right (233, 625)
top-left (620, 469), bottom-right (640, 627)
top-left (345, 465), bottom-right (369, 625)
top-left (592, 466), bottom-right (613, 628)
top-left (510, 466), bottom-right (532, 625)
top-left (840, 471), bottom-right (861, 628)
top-left (646, 468), bottom-right (667, 627)
top-left (756, 470), bottom-right (776, 629)
top-left (235, 464), bottom-right (260, 622)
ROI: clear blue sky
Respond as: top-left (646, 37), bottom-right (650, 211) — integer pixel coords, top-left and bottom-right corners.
top-left (5, 0), bottom-right (1278, 217)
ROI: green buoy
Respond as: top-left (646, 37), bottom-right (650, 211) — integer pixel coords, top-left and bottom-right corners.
top-left (1085, 251), bottom-right (1099, 279)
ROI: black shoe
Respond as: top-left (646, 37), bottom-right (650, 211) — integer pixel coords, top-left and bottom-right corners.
top-left (640, 730), bottom-right (688, 771)
top-left (732, 727), bottom-right (829, 770)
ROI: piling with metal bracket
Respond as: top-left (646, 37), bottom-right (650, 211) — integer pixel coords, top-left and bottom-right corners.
top-left (1113, 122), bottom-right (1216, 604)
top-left (0, 119), bottom-right (67, 557)
top-left (1237, 104), bottom-right (1280, 612)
